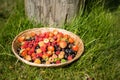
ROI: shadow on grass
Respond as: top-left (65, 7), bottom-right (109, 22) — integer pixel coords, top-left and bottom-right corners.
top-left (85, 0), bottom-right (120, 12)
top-left (104, 0), bottom-right (120, 11)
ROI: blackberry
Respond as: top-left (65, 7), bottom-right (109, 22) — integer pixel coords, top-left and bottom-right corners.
top-left (69, 49), bottom-right (75, 54)
top-left (41, 59), bottom-right (46, 64)
top-left (71, 53), bottom-right (76, 58)
top-left (54, 45), bottom-right (62, 51)
top-left (31, 37), bottom-right (35, 40)
top-left (64, 48), bottom-right (75, 54)
top-left (17, 47), bottom-right (21, 53)
top-left (35, 45), bottom-right (40, 49)
top-left (26, 37), bottom-right (35, 41)
top-left (68, 43), bottom-right (74, 49)
top-left (54, 45), bottom-right (58, 49)
top-left (26, 37), bottom-right (32, 41)
top-left (50, 62), bottom-right (55, 64)
top-left (64, 54), bottom-right (68, 60)
top-left (64, 48), bottom-right (69, 54)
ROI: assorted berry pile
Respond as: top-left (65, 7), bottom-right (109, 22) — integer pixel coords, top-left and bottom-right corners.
top-left (17, 30), bottom-right (79, 64)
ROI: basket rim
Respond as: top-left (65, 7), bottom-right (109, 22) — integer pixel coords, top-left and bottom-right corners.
top-left (12, 27), bottom-right (84, 67)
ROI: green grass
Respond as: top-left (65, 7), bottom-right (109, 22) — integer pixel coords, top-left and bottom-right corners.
top-left (0, 0), bottom-right (120, 80)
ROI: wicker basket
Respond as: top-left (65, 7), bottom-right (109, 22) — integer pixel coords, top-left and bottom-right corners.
top-left (12, 28), bottom-right (84, 67)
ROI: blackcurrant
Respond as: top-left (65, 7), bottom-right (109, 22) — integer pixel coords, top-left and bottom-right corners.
top-left (64, 48), bottom-right (69, 54)
top-left (64, 54), bottom-right (68, 60)
top-left (17, 47), bottom-right (21, 53)
top-left (35, 45), bottom-right (40, 49)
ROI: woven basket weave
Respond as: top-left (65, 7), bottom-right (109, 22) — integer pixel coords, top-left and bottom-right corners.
top-left (12, 28), bottom-right (84, 67)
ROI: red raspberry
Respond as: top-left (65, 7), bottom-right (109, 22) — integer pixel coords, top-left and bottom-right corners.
top-left (40, 33), bottom-right (45, 38)
top-left (39, 38), bottom-right (43, 41)
top-left (67, 55), bottom-right (73, 61)
top-left (28, 42), bottom-right (33, 48)
top-left (21, 41), bottom-right (29, 49)
top-left (46, 42), bottom-right (51, 46)
top-left (35, 36), bottom-right (39, 42)
top-left (56, 60), bottom-right (61, 64)
top-left (31, 53), bottom-right (36, 57)
top-left (53, 36), bottom-right (57, 40)
top-left (45, 32), bottom-right (49, 38)
top-left (51, 41), bottom-right (57, 46)
top-left (55, 51), bottom-right (60, 55)
top-left (31, 53), bottom-right (37, 60)
top-left (33, 43), bottom-right (38, 47)
top-left (59, 32), bottom-right (63, 35)
top-left (37, 53), bottom-right (43, 57)
top-left (28, 48), bottom-right (35, 55)
top-left (28, 51), bottom-right (32, 55)
top-left (41, 46), bottom-right (47, 52)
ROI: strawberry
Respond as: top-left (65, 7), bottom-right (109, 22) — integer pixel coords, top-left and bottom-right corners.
top-left (56, 60), bottom-right (61, 64)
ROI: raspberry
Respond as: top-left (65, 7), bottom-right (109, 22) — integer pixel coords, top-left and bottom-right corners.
top-left (36, 53), bottom-right (43, 58)
top-left (67, 55), bottom-right (73, 61)
top-left (41, 46), bottom-right (47, 52)
top-left (55, 51), bottom-right (60, 55)
top-left (56, 60), bottom-right (61, 64)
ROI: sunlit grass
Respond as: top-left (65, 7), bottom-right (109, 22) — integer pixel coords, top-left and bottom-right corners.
top-left (0, 0), bottom-right (120, 80)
